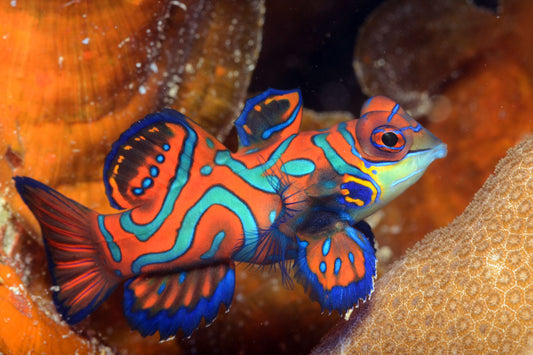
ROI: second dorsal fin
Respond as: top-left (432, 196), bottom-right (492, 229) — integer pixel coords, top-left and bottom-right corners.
top-left (234, 88), bottom-right (303, 150)
top-left (103, 109), bottom-right (198, 210)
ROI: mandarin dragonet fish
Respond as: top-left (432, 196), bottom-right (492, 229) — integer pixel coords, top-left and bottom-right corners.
top-left (14, 89), bottom-right (447, 339)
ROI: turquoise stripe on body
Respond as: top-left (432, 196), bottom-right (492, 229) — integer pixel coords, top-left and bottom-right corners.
top-left (201, 231), bottom-right (226, 259)
top-left (214, 135), bottom-right (297, 193)
top-left (131, 186), bottom-right (258, 273)
top-left (120, 121), bottom-right (197, 241)
top-left (280, 158), bottom-right (315, 176)
top-left (98, 215), bottom-right (122, 262)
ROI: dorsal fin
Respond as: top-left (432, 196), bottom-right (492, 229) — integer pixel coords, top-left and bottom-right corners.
top-left (103, 108), bottom-right (197, 210)
top-left (234, 88), bottom-right (303, 150)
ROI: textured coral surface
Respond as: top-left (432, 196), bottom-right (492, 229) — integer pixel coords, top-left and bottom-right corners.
top-left (313, 137), bottom-right (533, 353)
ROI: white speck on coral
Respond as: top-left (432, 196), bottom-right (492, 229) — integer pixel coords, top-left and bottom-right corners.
top-left (58, 56), bottom-right (64, 68)
top-left (167, 84), bottom-right (179, 100)
top-left (136, 62), bottom-right (141, 68)
top-left (374, 58), bottom-right (386, 68)
top-left (138, 85), bottom-right (147, 95)
top-left (150, 62), bottom-right (158, 73)
top-left (170, 1), bottom-right (187, 11)
top-left (118, 37), bottom-right (130, 48)
top-left (196, 57), bottom-right (204, 69)
top-left (50, 285), bottom-right (60, 292)
top-left (81, 37), bottom-right (90, 45)
top-left (185, 63), bottom-right (194, 74)
top-left (8, 285), bottom-right (23, 296)
top-left (10, 0), bottom-right (16, 7)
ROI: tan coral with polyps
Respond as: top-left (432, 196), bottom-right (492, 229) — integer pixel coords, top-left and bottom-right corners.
top-left (314, 136), bottom-right (533, 353)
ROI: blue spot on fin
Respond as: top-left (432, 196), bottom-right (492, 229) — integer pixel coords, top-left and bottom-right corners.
top-left (123, 263), bottom-right (236, 339)
top-left (103, 108), bottom-right (212, 210)
top-left (234, 88), bottom-right (303, 151)
top-left (294, 223), bottom-right (376, 314)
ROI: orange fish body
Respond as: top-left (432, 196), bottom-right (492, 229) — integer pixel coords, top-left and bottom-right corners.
top-left (15, 89), bottom-right (446, 338)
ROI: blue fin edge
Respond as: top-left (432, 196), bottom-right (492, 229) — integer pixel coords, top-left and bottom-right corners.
top-left (103, 108), bottom-right (191, 210)
top-left (234, 88), bottom-right (302, 147)
top-left (294, 226), bottom-right (376, 314)
top-left (123, 269), bottom-right (235, 339)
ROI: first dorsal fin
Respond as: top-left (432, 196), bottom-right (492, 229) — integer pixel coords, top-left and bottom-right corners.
top-left (234, 88), bottom-right (303, 150)
top-left (104, 108), bottom-right (198, 210)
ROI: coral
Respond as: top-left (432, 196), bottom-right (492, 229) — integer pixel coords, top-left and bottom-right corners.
top-left (0, 262), bottom-right (106, 354)
top-left (354, 0), bottom-right (501, 115)
top-left (355, 0), bottom-right (533, 258)
top-left (0, 0), bottom-right (264, 240)
top-left (1, 1), bottom-right (267, 353)
top-left (313, 136), bottom-right (533, 353)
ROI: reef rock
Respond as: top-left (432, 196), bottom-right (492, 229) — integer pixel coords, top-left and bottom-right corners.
top-left (313, 136), bottom-right (533, 353)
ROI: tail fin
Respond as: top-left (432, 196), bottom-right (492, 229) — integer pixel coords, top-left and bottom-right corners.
top-left (14, 176), bottom-right (120, 324)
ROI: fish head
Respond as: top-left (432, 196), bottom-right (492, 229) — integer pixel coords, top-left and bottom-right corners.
top-left (341, 96), bottom-right (447, 216)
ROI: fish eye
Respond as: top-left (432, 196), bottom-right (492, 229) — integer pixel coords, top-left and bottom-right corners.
top-left (371, 126), bottom-right (406, 152)
top-left (382, 132), bottom-right (399, 147)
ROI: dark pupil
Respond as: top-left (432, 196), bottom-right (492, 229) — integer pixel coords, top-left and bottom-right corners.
top-left (382, 132), bottom-right (399, 147)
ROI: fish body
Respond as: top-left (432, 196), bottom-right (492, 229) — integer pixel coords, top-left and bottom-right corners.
top-left (15, 89), bottom-right (446, 338)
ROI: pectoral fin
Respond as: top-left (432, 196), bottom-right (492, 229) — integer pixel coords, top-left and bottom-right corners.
top-left (294, 221), bottom-right (376, 314)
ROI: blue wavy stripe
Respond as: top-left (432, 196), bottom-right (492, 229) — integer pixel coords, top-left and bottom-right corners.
top-left (262, 99), bottom-right (302, 140)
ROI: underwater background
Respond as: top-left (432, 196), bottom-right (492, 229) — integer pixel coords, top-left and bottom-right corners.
top-left (3, 0), bottom-right (533, 353)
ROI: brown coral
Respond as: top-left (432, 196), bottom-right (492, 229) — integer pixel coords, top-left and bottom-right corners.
top-left (355, 0), bottom-right (533, 259)
top-left (313, 136), bottom-right (533, 353)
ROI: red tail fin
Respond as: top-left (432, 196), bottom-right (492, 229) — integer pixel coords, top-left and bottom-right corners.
top-left (14, 176), bottom-right (120, 324)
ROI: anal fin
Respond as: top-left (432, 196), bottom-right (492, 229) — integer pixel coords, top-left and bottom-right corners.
top-left (123, 263), bottom-right (235, 339)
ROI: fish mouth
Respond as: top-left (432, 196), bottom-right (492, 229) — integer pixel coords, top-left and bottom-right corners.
top-left (432, 143), bottom-right (448, 159)
top-left (409, 143), bottom-right (447, 159)
top-left (390, 143), bottom-right (447, 189)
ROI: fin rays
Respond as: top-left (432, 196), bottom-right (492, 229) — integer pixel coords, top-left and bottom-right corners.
top-left (14, 177), bottom-right (120, 324)
top-left (124, 264), bottom-right (235, 339)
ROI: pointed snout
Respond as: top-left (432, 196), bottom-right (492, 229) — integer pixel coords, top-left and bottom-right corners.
top-left (410, 128), bottom-right (447, 160)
